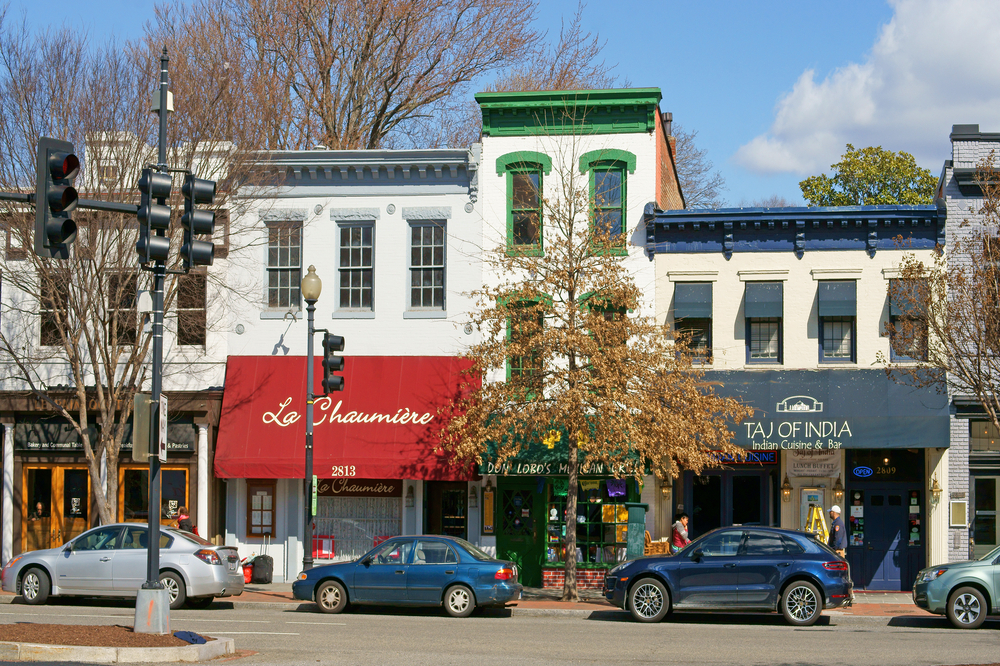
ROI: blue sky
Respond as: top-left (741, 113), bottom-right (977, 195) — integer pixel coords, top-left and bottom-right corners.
top-left (10, 0), bottom-right (1000, 206)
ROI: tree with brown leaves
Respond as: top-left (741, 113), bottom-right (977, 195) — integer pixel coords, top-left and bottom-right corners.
top-left (882, 154), bottom-right (1000, 433)
top-left (438, 132), bottom-right (751, 600)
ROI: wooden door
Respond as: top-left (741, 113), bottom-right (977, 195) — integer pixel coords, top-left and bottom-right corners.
top-left (21, 465), bottom-right (91, 552)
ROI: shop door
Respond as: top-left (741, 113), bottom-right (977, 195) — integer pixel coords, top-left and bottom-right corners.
top-left (973, 477), bottom-right (999, 559)
top-left (425, 482), bottom-right (467, 540)
top-left (687, 471), bottom-right (769, 539)
top-left (496, 480), bottom-right (543, 588)
top-left (22, 466), bottom-right (90, 553)
top-left (860, 490), bottom-right (910, 590)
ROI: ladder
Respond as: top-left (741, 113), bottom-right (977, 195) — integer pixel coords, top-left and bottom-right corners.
top-left (804, 504), bottom-right (829, 545)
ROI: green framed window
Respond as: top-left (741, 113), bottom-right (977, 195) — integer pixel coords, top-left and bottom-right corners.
top-left (545, 478), bottom-right (640, 567)
top-left (506, 300), bottom-right (543, 393)
top-left (591, 164), bottom-right (626, 246)
top-left (497, 151), bottom-right (551, 256)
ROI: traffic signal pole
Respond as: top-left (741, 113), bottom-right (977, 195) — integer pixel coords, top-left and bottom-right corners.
top-left (134, 47), bottom-right (171, 635)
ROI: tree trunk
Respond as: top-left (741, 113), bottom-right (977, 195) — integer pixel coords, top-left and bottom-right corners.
top-left (562, 438), bottom-right (579, 602)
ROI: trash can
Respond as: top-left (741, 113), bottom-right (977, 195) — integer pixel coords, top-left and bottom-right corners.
top-left (624, 502), bottom-right (649, 561)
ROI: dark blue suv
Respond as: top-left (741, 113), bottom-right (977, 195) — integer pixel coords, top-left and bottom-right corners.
top-left (604, 526), bottom-right (853, 625)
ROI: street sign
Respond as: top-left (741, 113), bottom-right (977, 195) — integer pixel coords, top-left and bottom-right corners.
top-left (312, 474), bottom-right (318, 515)
top-left (159, 394), bottom-right (168, 462)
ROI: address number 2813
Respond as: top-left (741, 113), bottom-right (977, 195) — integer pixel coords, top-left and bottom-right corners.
top-left (331, 465), bottom-right (356, 477)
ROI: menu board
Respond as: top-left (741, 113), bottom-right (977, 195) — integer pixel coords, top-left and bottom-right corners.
top-left (849, 490), bottom-right (864, 547)
top-left (908, 489), bottom-right (921, 547)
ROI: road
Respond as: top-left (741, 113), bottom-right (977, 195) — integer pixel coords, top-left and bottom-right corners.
top-left (0, 599), bottom-right (997, 666)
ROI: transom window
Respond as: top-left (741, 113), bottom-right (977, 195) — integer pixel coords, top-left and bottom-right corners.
top-left (266, 223), bottom-right (301, 309)
top-left (338, 224), bottom-right (374, 310)
top-left (409, 223), bottom-right (444, 309)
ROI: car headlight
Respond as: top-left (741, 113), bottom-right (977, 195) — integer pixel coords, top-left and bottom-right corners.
top-left (921, 568), bottom-right (948, 582)
top-left (608, 562), bottom-right (629, 575)
top-left (2, 556), bottom-right (22, 571)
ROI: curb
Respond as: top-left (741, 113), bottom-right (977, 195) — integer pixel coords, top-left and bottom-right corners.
top-left (0, 637), bottom-right (234, 663)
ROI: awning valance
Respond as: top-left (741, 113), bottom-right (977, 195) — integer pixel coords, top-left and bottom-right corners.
top-left (214, 355), bottom-right (476, 480)
top-left (744, 282), bottom-right (782, 318)
top-left (673, 282), bottom-right (712, 319)
top-left (817, 281), bottom-right (857, 317)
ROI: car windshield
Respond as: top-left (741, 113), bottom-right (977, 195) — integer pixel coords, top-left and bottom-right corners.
top-left (450, 538), bottom-right (496, 561)
top-left (978, 544), bottom-right (1000, 562)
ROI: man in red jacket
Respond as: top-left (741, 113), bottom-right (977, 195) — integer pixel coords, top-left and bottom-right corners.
top-left (671, 513), bottom-right (691, 551)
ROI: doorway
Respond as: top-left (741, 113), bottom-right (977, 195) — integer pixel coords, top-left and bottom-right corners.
top-left (846, 485), bottom-right (925, 590)
top-left (21, 465), bottom-right (90, 552)
top-left (973, 476), bottom-right (999, 559)
top-left (425, 481), bottom-right (468, 540)
top-left (496, 479), bottom-right (543, 587)
top-left (685, 469), bottom-right (772, 539)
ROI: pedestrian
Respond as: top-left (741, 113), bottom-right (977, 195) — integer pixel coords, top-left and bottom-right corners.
top-left (671, 512), bottom-right (691, 551)
top-left (828, 505), bottom-right (847, 558)
top-left (177, 506), bottom-right (193, 533)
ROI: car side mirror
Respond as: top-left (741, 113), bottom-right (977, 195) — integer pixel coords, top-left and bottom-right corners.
top-left (362, 557), bottom-right (372, 567)
top-left (690, 549), bottom-right (703, 562)
top-left (62, 543), bottom-right (73, 553)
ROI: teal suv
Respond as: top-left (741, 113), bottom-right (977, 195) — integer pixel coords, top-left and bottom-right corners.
top-left (913, 545), bottom-right (1000, 629)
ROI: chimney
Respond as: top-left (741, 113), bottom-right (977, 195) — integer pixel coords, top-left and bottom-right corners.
top-left (661, 111), bottom-right (673, 136)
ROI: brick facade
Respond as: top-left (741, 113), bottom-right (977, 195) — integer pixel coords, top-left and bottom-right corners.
top-left (541, 567), bottom-right (610, 590)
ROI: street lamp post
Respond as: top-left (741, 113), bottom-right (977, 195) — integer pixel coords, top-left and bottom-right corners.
top-left (301, 265), bottom-right (322, 572)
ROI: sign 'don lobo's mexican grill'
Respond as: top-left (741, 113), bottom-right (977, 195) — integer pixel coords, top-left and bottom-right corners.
top-left (706, 370), bottom-right (949, 451)
top-left (214, 356), bottom-right (477, 480)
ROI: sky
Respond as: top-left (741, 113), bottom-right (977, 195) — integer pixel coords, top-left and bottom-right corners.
top-left (10, 0), bottom-right (1000, 206)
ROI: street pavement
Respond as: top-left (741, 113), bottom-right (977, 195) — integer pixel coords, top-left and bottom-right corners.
top-left (0, 589), bottom-right (996, 666)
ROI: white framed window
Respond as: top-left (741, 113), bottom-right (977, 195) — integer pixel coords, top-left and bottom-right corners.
top-left (338, 222), bottom-right (375, 311)
top-left (265, 222), bottom-right (301, 310)
top-left (408, 221), bottom-right (445, 310)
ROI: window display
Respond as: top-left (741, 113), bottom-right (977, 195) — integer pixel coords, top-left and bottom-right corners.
top-left (544, 479), bottom-right (636, 566)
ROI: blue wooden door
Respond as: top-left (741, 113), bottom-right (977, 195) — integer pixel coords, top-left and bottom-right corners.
top-left (863, 491), bottom-right (906, 590)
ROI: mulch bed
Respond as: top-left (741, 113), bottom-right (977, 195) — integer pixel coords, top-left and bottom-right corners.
top-left (0, 623), bottom-right (202, 648)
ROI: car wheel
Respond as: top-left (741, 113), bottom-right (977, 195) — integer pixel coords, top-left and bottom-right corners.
top-left (316, 581), bottom-right (348, 614)
top-left (628, 578), bottom-right (670, 623)
top-left (781, 581), bottom-right (821, 626)
top-left (443, 584), bottom-right (475, 618)
top-left (185, 596), bottom-right (214, 609)
top-left (21, 568), bottom-right (50, 606)
top-left (947, 586), bottom-right (987, 629)
top-left (159, 571), bottom-right (187, 610)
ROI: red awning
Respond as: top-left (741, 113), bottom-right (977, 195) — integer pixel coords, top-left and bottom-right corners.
top-left (214, 355), bottom-right (476, 480)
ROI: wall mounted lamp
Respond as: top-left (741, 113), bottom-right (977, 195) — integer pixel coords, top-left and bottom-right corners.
top-left (405, 485), bottom-right (415, 508)
top-left (832, 475), bottom-right (844, 504)
top-left (661, 483), bottom-right (671, 501)
top-left (781, 475), bottom-right (793, 503)
top-left (469, 486), bottom-right (478, 508)
top-left (930, 475), bottom-right (942, 505)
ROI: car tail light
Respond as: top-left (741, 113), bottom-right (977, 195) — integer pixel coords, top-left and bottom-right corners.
top-left (823, 561), bottom-right (849, 571)
top-left (195, 549), bottom-right (223, 565)
top-left (495, 567), bottom-right (515, 580)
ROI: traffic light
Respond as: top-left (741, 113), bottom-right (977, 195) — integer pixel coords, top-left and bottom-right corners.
top-left (136, 168), bottom-right (172, 263)
top-left (180, 174), bottom-right (216, 269)
top-left (322, 333), bottom-right (345, 394)
top-left (34, 137), bottom-right (80, 258)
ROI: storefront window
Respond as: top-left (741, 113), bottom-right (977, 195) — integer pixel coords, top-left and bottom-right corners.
top-left (120, 467), bottom-right (189, 523)
top-left (247, 480), bottom-right (276, 538)
top-left (314, 495), bottom-right (401, 561)
top-left (970, 421), bottom-right (1000, 452)
top-left (544, 479), bottom-right (637, 566)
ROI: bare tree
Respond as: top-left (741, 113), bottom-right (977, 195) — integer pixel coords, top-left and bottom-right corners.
top-left (148, 0), bottom-right (539, 151)
top-left (673, 125), bottom-right (726, 209)
top-left (736, 195), bottom-right (799, 208)
top-left (438, 128), bottom-right (751, 600)
top-left (881, 154), bottom-right (1000, 433)
top-left (0, 10), bottom-right (270, 526)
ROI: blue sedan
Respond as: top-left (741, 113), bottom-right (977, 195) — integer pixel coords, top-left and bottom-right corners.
top-left (292, 535), bottom-right (522, 617)
top-left (604, 526), bottom-right (853, 626)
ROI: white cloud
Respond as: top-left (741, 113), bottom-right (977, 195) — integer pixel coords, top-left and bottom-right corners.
top-left (734, 0), bottom-right (1000, 176)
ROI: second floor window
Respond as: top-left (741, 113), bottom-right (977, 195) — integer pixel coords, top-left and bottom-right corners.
top-left (409, 222), bottom-right (444, 309)
top-left (592, 164), bottom-right (626, 246)
top-left (510, 167), bottom-right (542, 251)
top-left (673, 282), bottom-right (712, 360)
top-left (889, 278), bottom-right (928, 361)
top-left (818, 281), bottom-right (857, 363)
top-left (266, 223), bottom-right (301, 309)
top-left (744, 282), bottom-right (782, 364)
top-left (106, 272), bottom-right (138, 346)
top-left (338, 223), bottom-right (374, 310)
top-left (39, 271), bottom-right (70, 346)
top-left (508, 301), bottom-right (543, 391)
top-left (177, 272), bottom-right (207, 346)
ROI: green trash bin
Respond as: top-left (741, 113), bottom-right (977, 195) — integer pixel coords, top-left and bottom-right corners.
top-left (624, 502), bottom-right (649, 560)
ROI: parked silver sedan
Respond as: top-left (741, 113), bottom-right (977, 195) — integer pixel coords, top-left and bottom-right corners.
top-left (1, 523), bottom-right (244, 610)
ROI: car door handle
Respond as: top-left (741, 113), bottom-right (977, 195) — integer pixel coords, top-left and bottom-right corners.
top-left (445, 570), bottom-right (455, 575)
top-left (100, 557), bottom-right (111, 562)
top-left (724, 563), bottom-right (737, 568)
top-left (395, 570), bottom-right (405, 575)
top-left (778, 562), bottom-right (791, 567)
